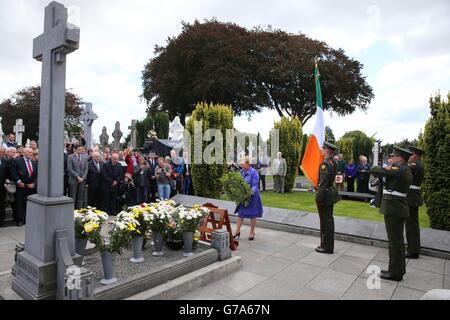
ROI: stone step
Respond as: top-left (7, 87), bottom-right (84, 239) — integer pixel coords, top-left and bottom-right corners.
top-left (125, 256), bottom-right (242, 300)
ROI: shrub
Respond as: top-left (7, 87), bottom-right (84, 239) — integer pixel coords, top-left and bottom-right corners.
top-left (423, 93), bottom-right (450, 230)
top-left (186, 102), bottom-right (234, 198)
top-left (273, 116), bottom-right (303, 192)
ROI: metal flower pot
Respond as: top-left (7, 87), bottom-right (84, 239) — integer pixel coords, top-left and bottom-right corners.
top-left (183, 231), bottom-right (194, 257)
top-left (100, 251), bottom-right (118, 285)
top-left (130, 236), bottom-right (144, 263)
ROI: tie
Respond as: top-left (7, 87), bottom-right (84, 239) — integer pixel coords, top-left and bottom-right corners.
top-left (78, 155), bottom-right (82, 168)
top-left (96, 162), bottom-right (100, 172)
top-left (26, 159), bottom-right (33, 178)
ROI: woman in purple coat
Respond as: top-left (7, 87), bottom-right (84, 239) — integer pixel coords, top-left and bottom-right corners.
top-left (233, 157), bottom-right (263, 241)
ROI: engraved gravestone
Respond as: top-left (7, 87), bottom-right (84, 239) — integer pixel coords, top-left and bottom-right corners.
top-left (99, 126), bottom-right (109, 148)
top-left (128, 119), bottom-right (137, 149)
top-left (111, 121), bottom-right (122, 149)
top-left (80, 102), bottom-right (97, 149)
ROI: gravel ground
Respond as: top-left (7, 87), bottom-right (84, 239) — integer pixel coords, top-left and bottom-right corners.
top-left (83, 242), bottom-right (209, 286)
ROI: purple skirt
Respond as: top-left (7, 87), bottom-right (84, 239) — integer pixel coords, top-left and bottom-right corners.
top-left (236, 191), bottom-right (263, 219)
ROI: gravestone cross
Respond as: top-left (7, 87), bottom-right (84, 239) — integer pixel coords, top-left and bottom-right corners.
top-left (128, 119), bottom-right (137, 149)
top-left (11, 2), bottom-right (90, 300)
top-left (99, 126), bottom-right (109, 148)
top-left (13, 119), bottom-right (25, 146)
top-left (80, 102), bottom-right (98, 149)
top-left (111, 121), bottom-right (122, 149)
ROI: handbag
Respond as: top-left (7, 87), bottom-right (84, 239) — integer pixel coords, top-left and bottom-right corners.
top-left (4, 179), bottom-right (16, 194)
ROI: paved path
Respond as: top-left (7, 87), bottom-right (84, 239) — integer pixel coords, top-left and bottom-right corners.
top-left (179, 223), bottom-right (450, 300)
top-left (2, 224), bottom-right (449, 300)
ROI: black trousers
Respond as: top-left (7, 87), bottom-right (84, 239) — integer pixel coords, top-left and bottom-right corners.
top-left (316, 202), bottom-right (335, 252)
top-left (346, 177), bottom-right (355, 192)
top-left (15, 187), bottom-right (36, 223)
top-left (357, 178), bottom-right (369, 193)
top-left (102, 190), bottom-right (118, 215)
top-left (149, 179), bottom-right (157, 202)
top-left (406, 206), bottom-right (421, 255)
top-left (259, 175), bottom-right (266, 191)
top-left (384, 214), bottom-right (406, 277)
top-left (87, 185), bottom-right (102, 209)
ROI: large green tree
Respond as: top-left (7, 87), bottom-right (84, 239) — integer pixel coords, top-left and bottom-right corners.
top-left (0, 86), bottom-right (83, 142)
top-left (337, 130), bottom-right (374, 163)
top-left (273, 116), bottom-right (303, 192)
top-left (142, 20), bottom-right (373, 126)
top-left (186, 102), bottom-right (234, 198)
top-left (423, 93), bottom-right (450, 230)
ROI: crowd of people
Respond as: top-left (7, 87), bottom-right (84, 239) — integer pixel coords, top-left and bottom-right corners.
top-left (0, 133), bottom-right (193, 227)
top-left (333, 153), bottom-right (372, 194)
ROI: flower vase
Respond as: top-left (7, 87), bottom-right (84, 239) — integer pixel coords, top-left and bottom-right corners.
top-left (75, 237), bottom-right (88, 265)
top-left (183, 231), bottom-right (194, 257)
top-left (100, 251), bottom-right (118, 285)
top-left (152, 230), bottom-right (164, 256)
top-left (130, 236), bottom-right (144, 263)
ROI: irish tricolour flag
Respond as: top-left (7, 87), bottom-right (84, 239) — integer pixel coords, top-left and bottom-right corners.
top-left (300, 62), bottom-right (325, 187)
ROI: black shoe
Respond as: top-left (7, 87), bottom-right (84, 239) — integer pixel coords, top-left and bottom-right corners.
top-left (405, 252), bottom-right (419, 259)
top-left (248, 234), bottom-right (255, 241)
top-left (380, 270), bottom-right (403, 281)
top-left (16, 221), bottom-right (23, 227)
top-left (315, 246), bottom-right (333, 254)
top-left (233, 232), bottom-right (241, 240)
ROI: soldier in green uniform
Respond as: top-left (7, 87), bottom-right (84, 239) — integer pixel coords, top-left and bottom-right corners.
top-left (370, 146), bottom-right (413, 281)
top-left (315, 141), bottom-right (340, 254)
top-left (405, 145), bottom-right (425, 259)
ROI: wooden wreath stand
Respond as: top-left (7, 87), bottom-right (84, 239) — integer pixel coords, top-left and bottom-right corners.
top-left (199, 202), bottom-right (239, 250)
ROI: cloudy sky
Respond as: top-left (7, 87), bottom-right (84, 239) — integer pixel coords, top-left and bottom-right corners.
top-left (0, 0), bottom-right (449, 144)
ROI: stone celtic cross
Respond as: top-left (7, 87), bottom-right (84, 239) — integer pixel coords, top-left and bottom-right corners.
top-left (33, 1), bottom-right (79, 197)
top-left (80, 102), bottom-right (97, 149)
top-left (111, 121), bottom-right (122, 150)
top-left (128, 119), bottom-right (137, 149)
top-left (13, 119), bottom-right (25, 146)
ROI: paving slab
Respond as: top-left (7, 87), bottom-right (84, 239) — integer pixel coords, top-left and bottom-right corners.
top-left (243, 255), bottom-right (294, 277)
top-left (238, 278), bottom-right (299, 300)
top-left (407, 255), bottom-right (445, 275)
top-left (210, 270), bottom-right (268, 298)
top-left (341, 276), bottom-right (397, 300)
top-left (305, 269), bottom-right (358, 298)
top-left (272, 244), bottom-right (313, 261)
top-left (391, 286), bottom-right (425, 300)
top-left (446, 261), bottom-right (450, 276)
top-left (291, 287), bottom-right (337, 300)
top-left (329, 255), bottom-right (372, 276)
top-left (244, 239), bottom-right (289, 256)
top-left (345, 244), bottom-right (381, 260)
top-left (0, 250), bottom-right (15, 274)
top-left (300, 250), bottom-right (341, 268)
top-left (272, 261), bottom-right (324, 287)
top-left (399, 267), bottom-right (444, 292)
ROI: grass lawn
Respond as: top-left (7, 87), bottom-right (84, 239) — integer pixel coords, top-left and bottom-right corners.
top-left (260, 190), bottom-right (430, 228)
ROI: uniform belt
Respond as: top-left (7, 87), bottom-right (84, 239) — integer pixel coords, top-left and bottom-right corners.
top-left (409, 185), bottom-right (421, 190)
top-left (383, 189), bottom-right (407, 197)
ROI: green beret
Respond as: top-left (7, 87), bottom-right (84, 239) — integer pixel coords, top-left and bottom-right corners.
top-left (394, 146), bottom-right (413, 161)
top-left (408, 145), bottom-right (424, 156)
top-left (323, 141), bottom-right (338, 151)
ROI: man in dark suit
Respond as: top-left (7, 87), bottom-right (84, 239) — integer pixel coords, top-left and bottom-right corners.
top-left (101, 153), bottom-right (123, 215)
top-left (86, 151), bottom-right (103, 208)
top-left (9, 148), bottom-right (37, 226)
top-left (67, 145), bottom-right (88, 209)
top-left (146, 150), bottom-right (158, 202)
top-left (0, 150), bottom-right (7, 227)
